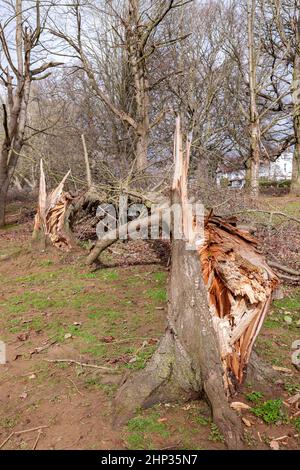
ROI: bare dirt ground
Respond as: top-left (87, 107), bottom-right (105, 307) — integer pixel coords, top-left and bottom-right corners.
top-left (0, 198), bottom-right (300, 450)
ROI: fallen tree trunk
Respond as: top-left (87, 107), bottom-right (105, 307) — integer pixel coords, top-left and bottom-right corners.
top-left (86, 204), bottom-right (169, 265)
top-left (268, 261), bottom-right (300, 277)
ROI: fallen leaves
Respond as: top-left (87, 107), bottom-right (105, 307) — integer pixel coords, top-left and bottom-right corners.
top-left (17, 332), bottom-right (29, 342)
top-left (107, 355), bottom-right (131, 365)
top-left (147, 338), bottom-right (158, 345)
top-left (30, 340), bottom-right (57, 356)
top-left (101, 335), bottom-right (115, 343)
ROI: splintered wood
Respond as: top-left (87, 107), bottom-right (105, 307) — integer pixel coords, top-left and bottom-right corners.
top-left (33, 160), bottom-right (74, 250)
top-left (199, 213), bottom-right (279, 392)
top-left (172, 117), bottom-right (277, 394)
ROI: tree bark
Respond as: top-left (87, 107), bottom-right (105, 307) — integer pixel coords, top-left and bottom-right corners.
top-left (246, 0), bottom-right (260, 198)
top-left (127, 0), bottom-right (150, 171)
top-left (0, 79), bottom-right (30, 226)
top-left (0, 175), bottom-right (9, 227)
top-left (291, 23), bottom-right (300, 195)
top-left (136, 124), bottom-right (149, 171)
top-left (86, 208), bottom-right (165, 265)
top-left (113, 237), bottom-right (244, 449)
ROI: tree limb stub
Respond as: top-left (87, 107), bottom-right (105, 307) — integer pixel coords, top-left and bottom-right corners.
top-left (32, 160), bottom-right (76, 250)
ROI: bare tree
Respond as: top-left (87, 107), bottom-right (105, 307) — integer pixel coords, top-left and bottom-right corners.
top-left (267, 0), bottom-right (300, 194)
top-left (165, 1), bottom-right (235, 181)
top-left (49, 0), bottom-right (190, 172)
top-left (219, 0), bottom-right (291, 196)
top-left (0, 0), bottom-right (62, 226)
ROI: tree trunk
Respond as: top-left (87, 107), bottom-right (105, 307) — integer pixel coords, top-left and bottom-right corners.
top-left (0, 174), bottom-right (9, 227)
top-left (0, 140), bottom-right (26, 227)
top-left (249, 122), bottom-right (260, 197)
top-left (0, 71), bottom-right (31, 227)
top-left (113, 236), bottom-right (244, 449)
top-left (0, 103), bottom-right (11, 227)
top-left (0, 139), bottom-right (23, 227)
top-left (127, 0), bottom-right (150, 171)
top-left (246, 0), bottom-right (260, 198)
top-left (113, 118), bottom-right (244, 449)
top-left (136, 124), bottom-right (149, 171)
top-left (291, 144), bottom-right (300, 194)
top-left (291, 32), bottom-right (300, 194)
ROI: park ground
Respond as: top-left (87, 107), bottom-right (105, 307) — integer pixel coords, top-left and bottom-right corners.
top-left (0, 195), bottom-right (300, 450)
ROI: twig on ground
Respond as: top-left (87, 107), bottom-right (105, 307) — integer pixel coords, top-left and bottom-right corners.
top-left (67, 377), bottom-right (84, 396)
top-left (0, 425), bottom-right (49, 450)
top-left (15, 425), bottom-right (49, 435)
top-left (231, 209), bottom-right (300, 225)
top-left (31, 340), bottom-right (57, 355)
top-left (32, 429), bottom-right (42, 450)
top-left (101, 336), bottom-right (156, 345)
top-left (0, 432), bottom-right (14, 450)
top-left (274, 435), bottom-right (289, 441)
top-left (44, 358), bottom-right (120, 373)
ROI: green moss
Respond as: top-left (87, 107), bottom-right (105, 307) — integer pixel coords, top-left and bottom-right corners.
top-left (246, 391), bottom-right (264, 403)
top-left (264, 318), bottom-right (280, 329)
top-left (8, 316), bottom-right (44, 333)
top-left (83, 269), bottom-right (119, 281)
top-left (127, 412), bottom-right (169, 437)
top-left (125, 346), bottom-right (156, 370)
top-left (153, 271), bottom-right (167, 283)
top-left (4, 291), bottom-right (68, 314)
top-left (39, 259), bottom-right (54, 267)
top-left (88, 309), bottom-right (122, 321)
top-left (81, 343), bottom-right (107, 357)
top-left (284, 381), bottom-right (300, 396)
top-left (273, 295), bottom-right (300, 312)
top-left (126, 432), bottom-right (146, 450)
top-left (84, 378), bottom-right (118, 396)
top-left (147, 287), bottom-right (167, 302)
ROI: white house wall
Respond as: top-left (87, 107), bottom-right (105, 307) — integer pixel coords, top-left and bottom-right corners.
top-left (216, 152), bottom-right (293, 187)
